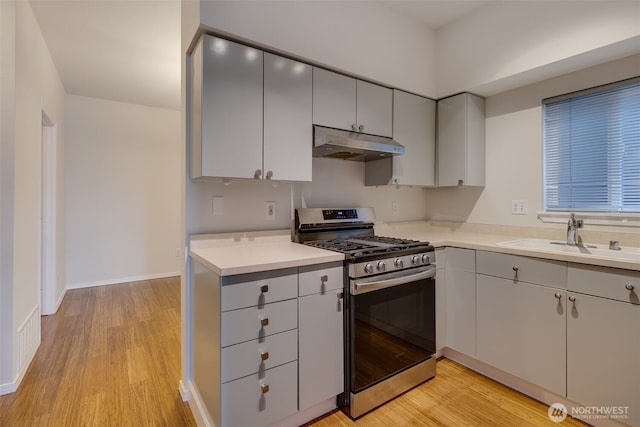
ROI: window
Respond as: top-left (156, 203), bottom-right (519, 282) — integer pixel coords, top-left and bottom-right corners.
top-left (543, 78), bottom-right (640, 213)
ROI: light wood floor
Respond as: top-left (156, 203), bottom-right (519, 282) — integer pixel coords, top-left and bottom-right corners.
top-left (0, 277), bottom-right (587, 426)
top-left (0, 277), bottom-right (196, 427)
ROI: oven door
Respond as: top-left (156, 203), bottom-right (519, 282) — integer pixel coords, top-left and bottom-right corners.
top-left (348, 265), bottom-right (436, 394)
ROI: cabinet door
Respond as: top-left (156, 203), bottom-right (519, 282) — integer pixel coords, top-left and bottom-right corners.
top-left (264, 53), bottom-right (312, 182)
top-left (444, 248), bottom-right (476, 357)
top-left (392, 90), bottom-right (435, 186)
top-left (299, 289), bottom-right (344, 411)
top-left (567, 294), bottom-right (640, 426)
top-left (356, 80), bottom-right (393, 137)
top-left (312, 68), bottom-right (356, 131)
top-left (200, 35), bottom-right (263, 179)
top-left (437, 93), bottom-right (485, 187)
top-left (476, 275), bottom-right (566, 395)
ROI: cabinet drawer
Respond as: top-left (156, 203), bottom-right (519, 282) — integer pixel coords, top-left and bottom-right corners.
top-left (476, 251), bottom-right (566, 288)
top-left (222, 361), bottom-right (298, 427)
top-left (221, 329), bottom-right (297, 383)
top-left (299, 264), bottom-right (343, 296)
top-left (222, 299), bottom-right (297, 347)
top-left (568, 263), bottom-right (640, 304)
top-left (221, 271), bottom-right (297, 311)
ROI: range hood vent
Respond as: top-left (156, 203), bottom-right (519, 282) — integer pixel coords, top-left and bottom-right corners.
top-left (312, 125), bottom-right (405, 162)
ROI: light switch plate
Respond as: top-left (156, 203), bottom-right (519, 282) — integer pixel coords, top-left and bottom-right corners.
top-left (212, 196), bottom-right (224, 215)
top-left (511, 199), bottom-right (528, 215)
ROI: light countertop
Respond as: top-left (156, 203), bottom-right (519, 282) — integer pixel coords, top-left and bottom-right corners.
top-left (189, 231), bottom-right (344, 276)
top-left (189, 222), bottom-right (639, 276)
top-left (375, 221), bottom-right (640, 272)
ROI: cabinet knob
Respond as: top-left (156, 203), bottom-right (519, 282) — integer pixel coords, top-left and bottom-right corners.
top-left (260, 383), bottom-right (270, 394)
top-left (260, 350), bottom-right (269, 361)
top-left (568, 295), bottom-right (576, 302)
top-left (260, 284), bottom-right (269, 293)
top-left (260, 318), bottom-right (269, 327)
top-left (512, 266), bottom-right (519, 272)
top-left (320, 275), bottom-right (328, 283)
top-left (265, 170), bottom-right (273, 180)
top-left (254, 169), bottom-right (262, 179)
top-left (458, 179), bottom-right (464, 186)
top-left (351, 123), bottom-right (357, 131)
top-left (625, 283), bottom-right (635, 291)
top-left (337, 292), bottom-right (343, 300)
top-left (358, 124), bottom-right (364, 132)
top-left (554, 292), bottom-right (562, 299)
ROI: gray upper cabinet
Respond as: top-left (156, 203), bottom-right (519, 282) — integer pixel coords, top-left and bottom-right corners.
top-left (191, 35), bottom-right (263, 180)
top-left (437, 93), bottom-right (485, 187)
top-left (263, 53), bottom-right (312, 182)
top-left (365, 90), bottom-right (435, 186)
top-left (190, 35), bottom-right (312, 182)
top-left (356, 80), bottom-right (393, 137)
top-left (312, 68), bottom-right (392, 137)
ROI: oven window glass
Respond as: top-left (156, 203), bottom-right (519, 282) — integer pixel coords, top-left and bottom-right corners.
top-left (350, 277), bottom-right (435, 393)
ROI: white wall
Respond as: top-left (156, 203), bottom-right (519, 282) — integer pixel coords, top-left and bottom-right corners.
top-left (198, 0), bottom-right (436, 97)
top-left (425, 53), bottom-right (640, 236)
top-left (188, 159), bottom-right (429, 235)
top-left (0, 0), bottom-right (67, 391)
top-left (435, 0), bottom-right (640, 97)
top-left (0, 0), bottom-right (17, 390)
top-left (65, 95), bottom-right (182, 288)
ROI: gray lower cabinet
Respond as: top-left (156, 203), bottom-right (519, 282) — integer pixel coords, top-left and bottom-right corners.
top-left (298, 264), bottom-right (344, 411)
top-left (476, 274), bottom-right (566, 395)
top-left (472, 251), bottom-right (639, 426)
top-left (191, 260), bottom-right (344, 427)
top-left (567, 265), bottom-right (640, 427)
top-left (444, 248), bottom-right (476, 357)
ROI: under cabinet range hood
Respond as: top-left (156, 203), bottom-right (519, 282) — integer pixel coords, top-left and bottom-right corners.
top-left (313, 125), bottom-right (405, 161)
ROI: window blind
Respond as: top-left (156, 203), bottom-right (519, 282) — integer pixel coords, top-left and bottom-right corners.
top-left (543, 79), bottom-right (640, 213)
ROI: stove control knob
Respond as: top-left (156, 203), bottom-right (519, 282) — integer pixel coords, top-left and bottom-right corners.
top-left (421, 254), bottom-right (431, 264)
top-left (376, 261), bottom-right (386, 272)
top-left (395, 258), bottom-right (404, 268)
top-left (363, 263), bottom-right (374, 274)
top-left (411, 255), bottom-right (420, 265)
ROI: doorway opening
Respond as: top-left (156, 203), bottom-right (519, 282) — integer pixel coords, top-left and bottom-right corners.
top-left (41, 111), bottom-right (57, 316)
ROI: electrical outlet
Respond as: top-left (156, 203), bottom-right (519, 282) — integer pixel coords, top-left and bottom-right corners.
top-left (266, 201), bottom-right (276, 220)
top-left (511, 200), bottom-right (528, 215)
top-left (175, 248), bottom-right (181, 257)
top-left (391, 201), bottom-right (399, 215)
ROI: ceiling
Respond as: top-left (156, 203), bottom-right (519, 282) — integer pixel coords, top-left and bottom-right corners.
top-left (30, 0), bottom-right (491, 111)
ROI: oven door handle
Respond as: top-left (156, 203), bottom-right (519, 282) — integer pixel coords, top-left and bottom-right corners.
top-left (351, 265), bottom-right (436, 295)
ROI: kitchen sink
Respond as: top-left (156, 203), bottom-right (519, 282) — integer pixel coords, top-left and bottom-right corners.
top-left (496, 238), bottom-right (640, 261)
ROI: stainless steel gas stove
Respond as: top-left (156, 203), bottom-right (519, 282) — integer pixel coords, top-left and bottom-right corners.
top-left (293, 208), bottom-right (436, 419)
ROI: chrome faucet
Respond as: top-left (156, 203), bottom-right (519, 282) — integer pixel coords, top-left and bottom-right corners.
top-left (566, 213), bottom-right (584, 246)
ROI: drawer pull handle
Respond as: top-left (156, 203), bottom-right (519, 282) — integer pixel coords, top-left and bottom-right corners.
top-left (568, 295), bottom-right (576, 302)
top-left (260, 318), bottom-right (269, 327)
top-left (625, 283), bottom-right (635, 291)
top-left (261, 383), bottom-right (270, 394)
top-left (337, 292), bottom-right (343, 300)
top-left (260, 284), bottom-right (269, 293)
top-left (554, 292), bottom-right (562, 299)
top-left (321, 275), bottom-right (328, 283)
top-left (260, 351), bottom-right (269, 361)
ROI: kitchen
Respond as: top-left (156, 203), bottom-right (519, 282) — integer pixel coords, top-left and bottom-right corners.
top-left (1, 0), bottom-right (639, 426)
